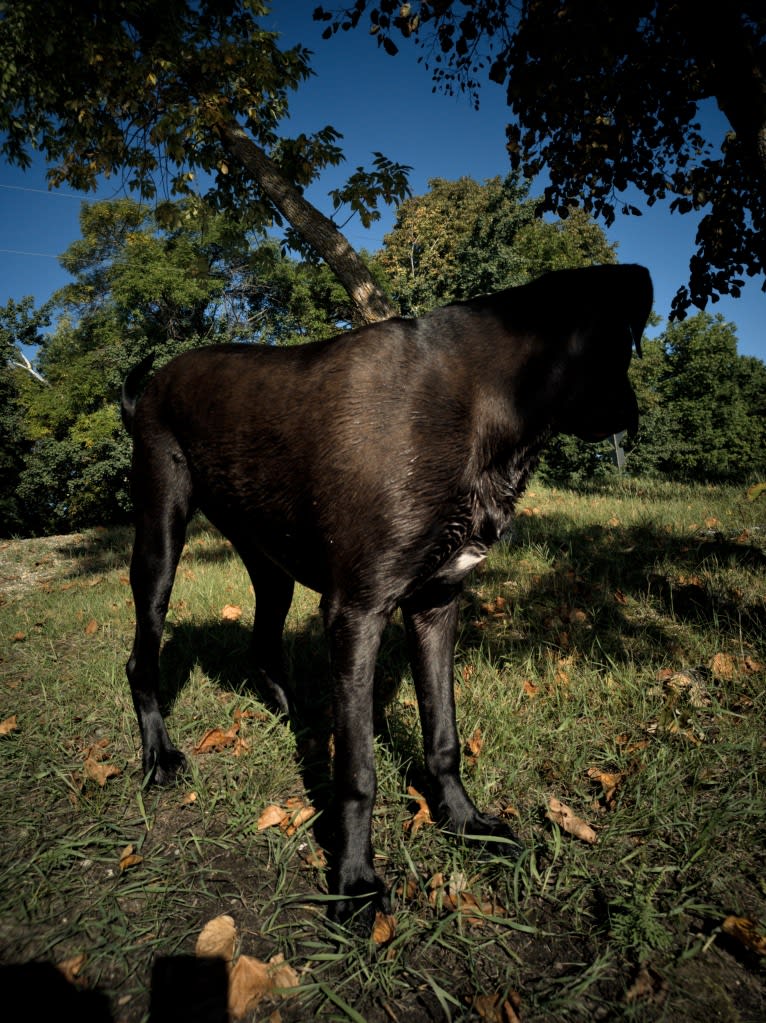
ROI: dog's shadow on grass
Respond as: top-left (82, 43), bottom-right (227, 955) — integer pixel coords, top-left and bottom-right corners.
top-left (157, 612), bottom-right (415, 844)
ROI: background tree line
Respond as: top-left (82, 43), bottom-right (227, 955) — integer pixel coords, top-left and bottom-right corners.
top-left (2, 175), bottom-right (765, 538)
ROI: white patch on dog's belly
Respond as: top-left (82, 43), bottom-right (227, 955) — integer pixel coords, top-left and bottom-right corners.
top-left (436, 545), bottom-right (488, 582)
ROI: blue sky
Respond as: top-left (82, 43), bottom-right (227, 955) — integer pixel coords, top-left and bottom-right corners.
top-left (1, 3), bottom-right (764, 363)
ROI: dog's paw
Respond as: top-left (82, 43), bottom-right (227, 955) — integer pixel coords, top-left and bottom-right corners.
top-left (328, 877), bottom-right (390, 938)
top-left (144, 746), bottom-right (187, 787)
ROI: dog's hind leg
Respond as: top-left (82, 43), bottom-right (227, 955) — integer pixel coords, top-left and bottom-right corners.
top-left (241, 549), bottom-right (294, 717)
top-left (401, 584), bottom-right (519, 851)
top-left (126, 450), bottom-right (191, 785)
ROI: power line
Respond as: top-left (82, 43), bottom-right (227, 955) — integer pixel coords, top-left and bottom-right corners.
top-left (0, 182), bottom-right (93, 201)
top-left (0, 247), bottom-right (60, 258)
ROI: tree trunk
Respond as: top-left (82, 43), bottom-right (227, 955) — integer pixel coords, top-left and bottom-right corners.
top-left (216, 118), bottom-right (395, 325)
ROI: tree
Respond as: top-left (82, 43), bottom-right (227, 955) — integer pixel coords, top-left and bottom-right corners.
top-left (0, 298), bottom-right (50, 534)
top-left (0, 0), bottom-right (410, 323)
top-left (12, 197), bottom-right (369, 535)
top-left (624, 314), bottom-right (766, 483)
top-left (315, 1), bottom-right (766, 317)
top-left (380, 174), bottom-right (616, 314)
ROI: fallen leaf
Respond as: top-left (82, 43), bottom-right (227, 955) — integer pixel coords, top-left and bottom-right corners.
top-left (84, 618), bottom-right (99, 635)
top-left (228, 954), bottom-right (299, 1020)
top-left (181, 791), bottom-right (198, 806)
top-left (266, 954), bottom-right (299, 994)
top-left (547, 796), bottom-right (598, 844)
top-left (463, 727), bottom-right (483, 767)
top-left (193, 723), bottom-right (240, 753)
top-left (372, 911), bottom-right (396, 946)
top-left (625, 964), bottom-right (668, 1005)
top-left (84, 756), bottom-right (121, 786)
top-left (258, 804), bottom-right (288, 831)
top-left (283, 804), bottom-right (316, 836)
top-left (119, 844), bottom-right (143, 872)
top-left (57, 953), bottom-right (86, 983)
top-left (221, 604), bottom-right (242, 621)
top-left (710, 652), bottom-right (737, 680)
top-left (403, 786), bottom-right (433, 835)
top-left (704, 516), bottom-right (720, 528)
top-left (587, 766), bottom-right (624, 807)
top-left (429, 872), bottom-right (505, 925)
top-left (196, 913), bottom-right (237, 962)
top-left (12, 632), bottom-right (26, 642)
top-left (297, 845), bottom-right (327, 869)
top-left (257, 801), bottom-right (316, 835)
top-left (0, 715), bottom-right (19, 736)
top-left (521, 679), bottom-right (538, 696)
top-left (471, 992), bottom-right (522, 1023)
top-left (722, 915), bottom-right (766, 957)
top-left (614, 589), bottom-right (628, 605)
top-left (229, 955), bottom-right (271, 1018)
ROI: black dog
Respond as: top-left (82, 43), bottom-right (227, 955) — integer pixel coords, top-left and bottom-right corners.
top-left (121, 263), bottom-right (652, 933)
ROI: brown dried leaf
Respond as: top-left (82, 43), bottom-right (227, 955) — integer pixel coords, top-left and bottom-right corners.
top-left (266, 953), bottom-right (299, 993)
top-left (84, 618), bottom-right (99, 635)
top-left (471, 992), bottom-right (522, 1023)
top-left (181, 791), bottom-right (198, 806)
top-left (298, 846), bottom-right (327, 870)
top-left (429, 873), bottom-right (505, 925)
top-left (547, 796), bottom-right (598, 844)
top-left (228, 954), bottom-right (299, 1020)
top-left (372, 911), bottom-right (396, 946)
top-left (258, 804), bottom-right (289, 831)
top-left (196, 913), bottom-right (237, 962)
top-left (83, 756), bottom-right (120, 786)
top-left (229, 955), bottom-right (271, 1018)
top-left (119, 844), bottom-right (143, 872)
top-left (625, 964), bottom-right (668, 1005)
top-left (464, 727), bottom-right (483, 767)
top-left (283, 804), bottom-right (316, 836)
top-left (403, 785), bottom-right (433, 835)
top-left (221, 604), bottom-right (242, 621)
top-left (722, 915), bottom-right (766, 957)
top-left (56, 953), bottom-right (86, 983)
top-left (710, 652), bottom-right (737, 680)
top-left (0, 714), bottom-right (19, 736)
top-left (587, 766), bottom-right (624, 807)
top-left (193, 723), bottom-right (240, 754)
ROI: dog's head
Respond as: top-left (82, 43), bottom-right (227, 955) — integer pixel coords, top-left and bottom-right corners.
top-left (549, 263), bottom-right (652, 441)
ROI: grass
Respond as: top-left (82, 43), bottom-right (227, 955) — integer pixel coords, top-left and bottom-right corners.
top-left (1, 479), bottom-right (764, 1022)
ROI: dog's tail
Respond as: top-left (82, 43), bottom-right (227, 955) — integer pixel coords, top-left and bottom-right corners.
top-left (120, 354), bottom-right (155, 435)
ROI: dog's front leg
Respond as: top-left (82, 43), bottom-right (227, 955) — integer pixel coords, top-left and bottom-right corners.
top-left (401, 585), bottom-right (519, 852)
top-left (324, 605), bottom-right (389, 934)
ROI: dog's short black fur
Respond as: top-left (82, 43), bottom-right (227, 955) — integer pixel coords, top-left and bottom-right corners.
top-left (122, 263), bottom-right (652, 933)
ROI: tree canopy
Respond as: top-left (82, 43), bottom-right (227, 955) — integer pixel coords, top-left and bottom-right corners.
top-left (4, 181), bottom-right (764, 537)
top-left (380, 173), bottom-right (616, 314)
top-left (315, 1), bottom-right (766, 317)
top-left (0, 0), bottom-right (410, 322)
